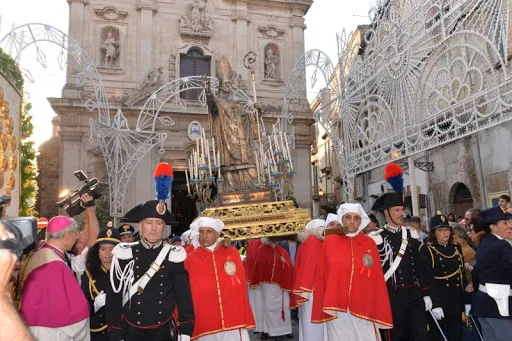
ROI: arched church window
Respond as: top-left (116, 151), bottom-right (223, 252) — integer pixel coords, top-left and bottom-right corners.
top-left (180, 48), bottom-right (211, 100)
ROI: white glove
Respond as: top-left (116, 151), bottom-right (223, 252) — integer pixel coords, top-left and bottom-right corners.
top-left (94, 291), bottom-right (106, 313)
top-left (368, 231), bottom-right (383, 245)
top-left (465, 304), bottom-right (471, 315)
top-left (180, 336), bottom-right (191, 341)
top-left (423, 296), bottom-right (433, 311)
top-left (431, 307), bottom-right (445, 320)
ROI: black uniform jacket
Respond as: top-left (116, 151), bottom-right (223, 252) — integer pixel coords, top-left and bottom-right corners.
top-left (106, 240), bottom-right (195, 338)
top-left (378, 227), bottom-right (430, 294)
top-left (420, 241), bottom-right (470, 314)
top-left (472, 233), bottom-right (512, 319)
top-left (81, 266), bottom-right (110, 334)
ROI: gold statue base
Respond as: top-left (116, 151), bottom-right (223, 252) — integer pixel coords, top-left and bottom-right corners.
top-left (200, 189), bottom-right (310, 241)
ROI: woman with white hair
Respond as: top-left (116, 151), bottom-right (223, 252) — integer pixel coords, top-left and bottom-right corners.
top-left (291, 219), bottom-right (327, 341)
top-left (312, 203), bottom-right (393, 340)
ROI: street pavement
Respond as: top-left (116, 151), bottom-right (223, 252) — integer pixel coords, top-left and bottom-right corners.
top-left (249, 320), bottom-right (299, 341)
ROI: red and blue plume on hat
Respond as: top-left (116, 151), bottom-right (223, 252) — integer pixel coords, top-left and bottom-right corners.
top-left (384, 163), bottom-right (404, 193)
top-left (153, 162), bottom-right (174, 214)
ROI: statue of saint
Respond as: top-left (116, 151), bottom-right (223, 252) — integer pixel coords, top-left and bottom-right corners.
top-left (204, 57), bottom-right (259, 192)
top-left (102, 31), bottom-right (119, 67)
top-left (264, 48), bottom-right (277, 79)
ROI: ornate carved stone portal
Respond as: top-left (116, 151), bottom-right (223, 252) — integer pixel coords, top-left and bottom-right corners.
top-left (179, 0), bottom-right (214, 39)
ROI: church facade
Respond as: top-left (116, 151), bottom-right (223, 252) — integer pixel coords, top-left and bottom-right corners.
top-left (49, 0), bottom-right (313, 229)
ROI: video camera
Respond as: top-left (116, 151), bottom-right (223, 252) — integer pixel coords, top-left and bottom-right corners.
top-left (56, 170), bottom-right (102, 217)
top-left (0, 196), bottom-right (37, 259)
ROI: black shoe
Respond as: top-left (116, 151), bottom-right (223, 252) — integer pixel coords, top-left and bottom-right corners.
top-left (261, 333), bottom-right (269, 340)
top-left (253, 331), bottom-right (260, 334)
top-left (285, 334), bottom-right (294, 339)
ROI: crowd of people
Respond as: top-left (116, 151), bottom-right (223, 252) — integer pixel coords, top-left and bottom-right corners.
top-left (0, 162), bottom-right (511, 341)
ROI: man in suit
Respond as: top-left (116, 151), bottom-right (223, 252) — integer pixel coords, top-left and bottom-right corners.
top-left (471, 206), bottom-right (512, 341)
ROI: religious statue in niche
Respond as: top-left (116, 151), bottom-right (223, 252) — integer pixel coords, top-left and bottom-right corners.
top-left (264, 45), bottom-right (279, 80)
top-left (140, 67), bottom-right (164, 89)
top-left (179, 0), bottom-right (214, 38)
top-left (203, 57), bottom-right (259, 191)
top-left (100, 27), bottom-right (120, 67)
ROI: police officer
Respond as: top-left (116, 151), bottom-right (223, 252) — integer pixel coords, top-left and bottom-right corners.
top-left (106, 200), bottom-right (194, 341)
top-left (369, 163), bottom-right (431, 341)
top-left (81, 227), bottom-right (121, 341)
top-left (420, 212), bottom-right (468, 341)
top-left (471, 206), bottom-right (512, 341)
top-left (117, 224), bottom-right (135, 243)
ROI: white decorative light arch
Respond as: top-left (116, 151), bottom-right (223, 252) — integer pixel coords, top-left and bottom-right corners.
top-left (284, 0), bottom-right (512, 201)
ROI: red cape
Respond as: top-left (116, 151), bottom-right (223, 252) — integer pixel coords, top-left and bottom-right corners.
top-left (20, 247), bottom-right (89, 328)
top-left (185, 245), bottom-right (195, 255)
top-left (250, 244), bottom-right (293, 291)
top-left (312, 233), bottom-right (393, 327)
top-left (245, 239), bottom-right (262, 283)
top-left (185, 245), bottom-right (255, 339)
top-left (290, 236), bottom-right (323, 308)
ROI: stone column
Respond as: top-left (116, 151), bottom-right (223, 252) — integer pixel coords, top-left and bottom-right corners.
top-left (290, 8), bottom-right (306, 69)
top-left (137, 1), bottom-right (157, 81)
top-left (66, 0), bottom-right (86, 85)
top-left (232, 3), bottom-right (250, 79)
top-left (58, 131), bottom-right (84, 212)
top-left (293, 122), bottom-right (313, 213)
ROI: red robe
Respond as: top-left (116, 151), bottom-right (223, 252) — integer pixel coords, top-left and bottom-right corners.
top-left (312, 233), bottom-right (393, 327)
top-left (290, 236), bottom-right (323, 309)
top-left (251, 244), bottom-right (293, 291)
top-left (245, 239), bottom-right (262, 283)
top-left (185, 245), bottom-right (255, 339)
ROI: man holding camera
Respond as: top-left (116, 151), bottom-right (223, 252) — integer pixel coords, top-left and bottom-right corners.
top-left (69, 193), bottom-right (100, 285)
top-left (20, 215), bottom-right (91, 341)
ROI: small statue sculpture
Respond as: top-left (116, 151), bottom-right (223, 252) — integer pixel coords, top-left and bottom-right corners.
top-left (264, 48), bottom-right (277, 80)
top-left (102, 31), bottom-right (120, 67)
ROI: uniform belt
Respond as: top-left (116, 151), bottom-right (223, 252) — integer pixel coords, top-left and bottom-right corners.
top-left (479, 285), bottom-right (512, 296)
top-left (387, 282), bottom-right (418, 289)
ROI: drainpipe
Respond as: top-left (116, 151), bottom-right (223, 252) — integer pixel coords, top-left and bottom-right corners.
top-left (474, 132), bottom-right (488, 209)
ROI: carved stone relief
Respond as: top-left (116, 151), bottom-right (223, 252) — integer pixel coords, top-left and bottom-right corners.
top-left (258, 25), bottom-right (286, 38)
top-left (168, 54), bottom-right (177, 81)
top-left (100, 26), bottom-right (121, 68)
top-left (179, 0), bottom-right (214, 38)
top-left (94, 7), bottom-right (128, 21)
top-left (140, 67), bottom-right (163, 89)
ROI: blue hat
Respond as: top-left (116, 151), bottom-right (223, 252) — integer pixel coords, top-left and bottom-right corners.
top-left (430, 211), bottom-right (451, 230)
top-left (171, 236), bottom-right (182, 244)
top-left (95, 227), bottom-right (120, 246)
top-left (481, 206), bottom-right (510, 225)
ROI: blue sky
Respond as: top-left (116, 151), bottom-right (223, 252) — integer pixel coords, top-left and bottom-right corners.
top-left (0, 0), bottom-right (374, 147)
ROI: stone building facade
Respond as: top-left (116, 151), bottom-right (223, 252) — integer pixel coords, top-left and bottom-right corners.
top-left (35, 116), bottom-right (61, 219)
top-left (48, 0), bottom-right (313, 228)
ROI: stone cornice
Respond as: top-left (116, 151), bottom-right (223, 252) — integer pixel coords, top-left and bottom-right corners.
top-left (58, 131), bottom-right (84, 141)
top-left (136, 0), bottom-right (157, 12)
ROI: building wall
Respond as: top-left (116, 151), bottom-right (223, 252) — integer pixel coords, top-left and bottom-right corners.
top-left (50, 0), bottom-right (314, 217)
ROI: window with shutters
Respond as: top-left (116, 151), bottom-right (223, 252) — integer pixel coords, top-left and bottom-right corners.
top-left (180, 48), bottom-right (211, 100)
